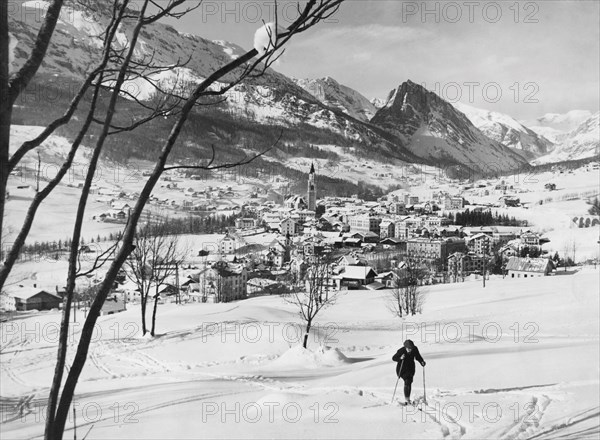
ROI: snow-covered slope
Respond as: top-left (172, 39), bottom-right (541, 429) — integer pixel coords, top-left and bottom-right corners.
top-left (293, 77), bottom-right (378, 122)
top-left (454, 102), bottom-right (554, 158)
top-left (534, 112), bottom-right (600, 164)
top-left (2, 265), bottom-right (598, 439)
top-left (370, 81), bottom-right (528, 173)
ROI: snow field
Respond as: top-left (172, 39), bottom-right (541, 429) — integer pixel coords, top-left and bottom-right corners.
top-left (1, 268), bottom-right (598, 439)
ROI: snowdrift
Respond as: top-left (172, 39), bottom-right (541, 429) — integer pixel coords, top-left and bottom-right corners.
top-left (267, 345), bottom-right (351, 369)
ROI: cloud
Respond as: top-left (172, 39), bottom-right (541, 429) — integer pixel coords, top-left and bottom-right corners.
top-left (294, 24), bottom-right (433, 49)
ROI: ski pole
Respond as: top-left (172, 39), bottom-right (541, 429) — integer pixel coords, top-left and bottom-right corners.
top-left (422, 366), bottom-right (427, 404)
top-left (391, 358), bottom-right (405, 404)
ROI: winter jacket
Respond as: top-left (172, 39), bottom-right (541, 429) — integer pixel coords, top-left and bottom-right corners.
top-left (392, 346), bottom-right (425, 379)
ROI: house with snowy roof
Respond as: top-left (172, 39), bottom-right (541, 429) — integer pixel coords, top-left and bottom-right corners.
top-left (505, 256), bottom-right (553, 278)
top-left (333, 265), bottom-right (378, 290)
top-left (8, 286), bottom-right (62, 311)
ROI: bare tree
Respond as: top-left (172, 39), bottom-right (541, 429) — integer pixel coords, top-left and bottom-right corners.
top-left (387, 281), bottom-right (405, 319)
top-left (36, 3), bottom-right (343, 439)
top-left (1, 1), bottom-right (345, 437)
top-left (125, 223), bottom-right (187, 336)
top-left (387, 263), bottom-right (427, 318)
top-left (286, 251), bottom-right (337, 348)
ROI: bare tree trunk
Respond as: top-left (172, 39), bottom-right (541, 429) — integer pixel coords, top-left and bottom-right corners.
top-left (150, 291), bottom-right (159, 337)
top-left (0, 0), bottom-right (65, 255)
top-left (0, 0), bottom-right (9, 256)
top-left (303, 320), bottom-right (312, 349)
top-left (141, 294), bottom-right (148, 335)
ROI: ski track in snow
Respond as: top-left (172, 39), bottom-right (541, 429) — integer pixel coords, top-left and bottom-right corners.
top-left (2, 336), bottom-right (31, 387)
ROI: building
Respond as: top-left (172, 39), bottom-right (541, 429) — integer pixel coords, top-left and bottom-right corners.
top-left (307, 162), bottom-right (317, 211)
top-left (333, 265), bottom-right (378, 290)
top-left (12, 288), bottom-right (62, 311)
top-left (466, 233), bottom-right (491, 255)
top-left (197, 262), bottom-right (248, 303)
top-left (500, 196), bottom-right (520, 207)
top-left (444, 195), bottom-right (465, 210)
top-left (349, 213), bottom-right (381, 235)
top-left (389, 202), bottom-right (406, 215)
top-left (394, 218), bottom-right (419, 239)
top-left (280, 218), bottom-right (301, 236)
top-left (404, 195), bottom-right (419, 205)
top-left (379, 219), bottom-right (396, 239)
top-left (284, 195), bottom-right (307, 210)
top-left (235, 218), bottom-right (259, 230)
top-left (407, 237), bottom-right (467, 270)
top-left (422, 216), bottom-right (452, 228)
top-left (219, 235), bottom-right (238, 254)
top-left (520, 232), bottom-right (549, 248)
top-left (505, 257), bottom-right (553, 278)
top-left (447, 252), bottom-right (486, 280)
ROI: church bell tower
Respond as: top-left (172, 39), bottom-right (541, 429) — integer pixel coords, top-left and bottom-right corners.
top-left (307, 162), bottom-right (316, 211)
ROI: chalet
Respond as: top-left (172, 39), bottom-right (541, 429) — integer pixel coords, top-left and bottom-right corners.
top-left (375, 271), bottom-right (400, 287)
top-left (337, 254), bottom-right (366, 267)
top-left (343, 237), bottom-right (362, 247)
top-left (12, 288), bottom-right (62, 311)
top-left (380, 237), bottom-right (406, 251)
top-left (111, 201), bottom-right (131, 211)
top-left (505, 256), bottom-right (553, 278)
top-left (352, 231), bottom-right (380, 243)
top-left (107, 209), bottom-right (127, 220)
top-left (520, 232), bottom-right (549, 248)
top-left (500, 196), bottom-right (520, 207)
top-left (333, 265), bottom-right (377, 290)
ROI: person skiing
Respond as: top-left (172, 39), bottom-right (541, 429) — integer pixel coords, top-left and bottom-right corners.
top-left (392, 339), bottom-right (426, 405)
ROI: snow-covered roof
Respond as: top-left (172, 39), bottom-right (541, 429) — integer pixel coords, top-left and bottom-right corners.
top-left (340, 265), bottom-right (377, 280)
top-left (506, 257), bottom-right (552, 273)
top-left (9, 288), bottom-right (60, 300)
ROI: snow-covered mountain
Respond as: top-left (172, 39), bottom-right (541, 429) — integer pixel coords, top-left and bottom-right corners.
top-left (533, 112), bottom-right (600, 164)
top-left (9, 1), bottom-right (426, 164)
top-left (9, 1), bottom-right (534, 177)
top-left (292, 77), bottom-right (377, 122)
top-left (370, 98), bottom-right (387, 110)
top-left (370, 81), bottom-right (528, 172)
top-left (522, 110), bottom-right (593, 133)
top-left (454, 102), bottom-right (554, 158)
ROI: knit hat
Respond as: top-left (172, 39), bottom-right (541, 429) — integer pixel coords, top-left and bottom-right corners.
top-left (403, 339), bottom-right (415, 349)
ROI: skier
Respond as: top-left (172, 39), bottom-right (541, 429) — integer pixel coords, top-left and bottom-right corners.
top-left (392, 339), bottom-right (426, 405)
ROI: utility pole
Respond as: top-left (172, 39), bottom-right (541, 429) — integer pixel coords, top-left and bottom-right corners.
top-left (175, 262), bottom-right (180, 304)
top-left (482, 237), bottom-right (490, 288)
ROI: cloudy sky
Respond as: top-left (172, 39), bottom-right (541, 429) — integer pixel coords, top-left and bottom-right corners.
top-left (167, 0), bottom-right (599, 120)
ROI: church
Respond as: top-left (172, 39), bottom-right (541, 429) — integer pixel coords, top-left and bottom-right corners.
top-left (283, 163), bottom-right (317, 212)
